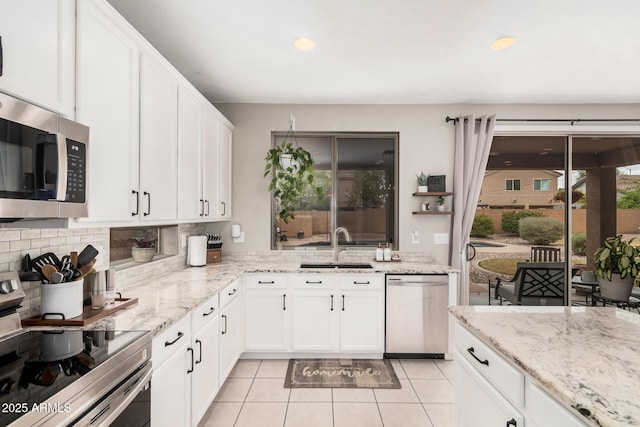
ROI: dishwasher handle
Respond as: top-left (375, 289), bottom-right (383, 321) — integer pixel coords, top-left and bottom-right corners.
top-left (387, 280), bottom-right (448, 287)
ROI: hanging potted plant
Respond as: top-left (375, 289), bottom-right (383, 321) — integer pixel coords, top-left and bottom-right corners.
top-left (594, 235), bottom-right (640, 301)
top-left (264, 124), bottom-right (324, 224)
top-left (416, 172), bottom-right (429, 193)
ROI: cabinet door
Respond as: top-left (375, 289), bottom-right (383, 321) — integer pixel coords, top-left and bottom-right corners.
top-left (245, 290), bottom-right (290, 351)
top-left (139, 53), bottom-right (178, 221)
top-left (218, 122), bottom-right (233, 219)
top-left (455, 353), bottom-right (524, 427)
top-left (0, 0), bottom-right (75, 117)
top-left (202, 107), bottom-right (220, 220)
top-left (151, 343), bottom-right (191, 427)
top-left (177, 85), bottom-right (204, 221)
top-left (339, 291), bottom-right (383, 352)
top-left (191, 316), bottom-right (219, 426)
top-left (291, 290), bottom-right (337, 351)
top-left (76, 0), bottom-right (140, 223)
top-left (219, 295), bottom-right (241, 382)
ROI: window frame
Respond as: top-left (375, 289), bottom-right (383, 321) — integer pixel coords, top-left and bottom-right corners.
top-left (505, 179), bottom-right (521, 191)
top-left (533, 178), bottom-right (551, 191)
top-left (269, 131), bottom-right (399, 250)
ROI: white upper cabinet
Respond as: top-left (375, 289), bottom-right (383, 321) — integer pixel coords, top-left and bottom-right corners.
top-left (218, 122), bottom-right (233, 219)
top-left (138, 53), bottom-right (178, 221)
top-left (202, 106), bottom-right (221, 219)
top-left (0, 0), bottom-right (75, 117)
top-left (177, 85), bottom-right (204, 221)
top-left (76, 0), bottom-right (140, 223)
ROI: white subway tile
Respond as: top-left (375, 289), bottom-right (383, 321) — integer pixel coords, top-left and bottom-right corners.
top-left (0, 230), bottom-right (21, 241)
top-left (30, 238), bottom-right (51, 249)
top-left (9, 240), bottom-right (30, 252)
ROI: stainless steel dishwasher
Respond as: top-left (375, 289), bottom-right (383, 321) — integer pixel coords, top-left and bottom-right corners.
top-left (385, 274), bottom-right (449, 358)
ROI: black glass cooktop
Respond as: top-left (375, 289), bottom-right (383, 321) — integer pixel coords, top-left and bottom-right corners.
top-left (0, 329), bottom-right (147, 426)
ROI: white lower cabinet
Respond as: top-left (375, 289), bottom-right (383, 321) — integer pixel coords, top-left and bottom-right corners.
top-left (219, 281), bottom-right (242, 381)
top-left (454, 321), bottom-right (589, 427)
top-left (244, 273), bottom-right (384, 354)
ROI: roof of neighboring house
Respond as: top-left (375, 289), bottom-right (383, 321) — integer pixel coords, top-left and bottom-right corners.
top-left (572, 175), bottom-right (640, 192)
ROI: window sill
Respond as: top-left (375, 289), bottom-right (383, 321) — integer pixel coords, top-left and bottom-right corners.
top-left (110, 253), bottom-right (176, 271)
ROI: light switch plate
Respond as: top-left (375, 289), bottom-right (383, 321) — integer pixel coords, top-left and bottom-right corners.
top-left (434, 233), bottom-right (449, 244)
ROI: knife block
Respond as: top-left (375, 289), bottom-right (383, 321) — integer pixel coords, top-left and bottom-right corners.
top-left (207, 249), bottom-right (222, 264)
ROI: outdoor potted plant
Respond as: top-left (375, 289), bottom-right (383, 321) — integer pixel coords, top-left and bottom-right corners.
top-left (436, 195), bottom-right (446, 212)
top-left (131, 230), bottom-right (157, 263)
top-left (264, 138), bottom-right (323, 224)
top-left (594, 234), bottom-right (640, 301)
top-left (416, 172), bottom-right (429, 193)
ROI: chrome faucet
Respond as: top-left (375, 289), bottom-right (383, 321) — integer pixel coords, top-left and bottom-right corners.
top-left (333, 227), bottom-right (351, 262)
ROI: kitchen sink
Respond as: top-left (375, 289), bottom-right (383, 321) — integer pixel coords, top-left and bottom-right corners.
top-left (300, 263), bottom-right (373, 269)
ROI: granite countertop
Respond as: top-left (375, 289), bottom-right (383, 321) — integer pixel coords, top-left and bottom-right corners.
top-left (29, 261), bottom-right (455, 336)
top-left (449, 305), bottom-right (640, 427)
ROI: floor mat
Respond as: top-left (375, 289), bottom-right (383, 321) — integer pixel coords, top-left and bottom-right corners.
top-left (284, 359), bottom-right (401, 388)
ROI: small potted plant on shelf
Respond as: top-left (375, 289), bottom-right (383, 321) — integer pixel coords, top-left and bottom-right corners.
top-left (436, 195), bottom-right (446, 212)
top-left (130, 230), bottom-right (157, 263)
top-left (594, 235), bottom-right (640, 301)
top-left (416, 172), bottom-right (429, 193)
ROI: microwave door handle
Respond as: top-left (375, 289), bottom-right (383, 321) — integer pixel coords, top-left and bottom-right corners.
top-left (55, 133), bottom-right (68, 201)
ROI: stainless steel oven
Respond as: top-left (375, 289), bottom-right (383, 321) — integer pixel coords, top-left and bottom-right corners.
top-left (0, 92), bottom-right (88, 221)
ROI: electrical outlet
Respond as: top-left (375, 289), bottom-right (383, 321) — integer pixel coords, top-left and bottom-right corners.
top-left (412, 230), bottom-right (420, 244)
top-left (233, 231), bottom-right (245, 243)
top-left (434, 233), bottom-right (449, 244)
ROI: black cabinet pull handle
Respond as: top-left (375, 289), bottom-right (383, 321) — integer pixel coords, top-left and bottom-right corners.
top-left (199, 199), bottom-right (204, 217)
top-left (143, 191), bottom-right (151, 216)
top-left (506, 419), bottom-right (517, 427)
top-left (467, 347), bottom-right (489, 366)
top-left (221, 201), bottom-right (226, 216)
top-left (283, 294), bottom-right (286, 310)
top-left (164, 331), bottom-right (184, 347)
top-left (195, 339), bottom-right (202, 364)
top-left (131, 190), bottom-right (139, 216)
top-left (330, 295), bottom-right (334, 311)
top-left (221, 314), bottom-right (227, 334)
top-left (258, 280), bottom-right (275, 284)
top-left (187, 347), bottom-right (194, 373)
top-left (0, 36), bottom-right (3, 76)
top-left (205, 199), bottom-right (210, 216)
top-left (203, 307), bottom-right (215, 316)
top-left (342, 295), bottom-right (345, 311)
top-left (306, 280), bottom-right (323, 284)
top-left (353, 281), bottom-right (370, 285)
top-left (228, 289), bottom-right (237, 296)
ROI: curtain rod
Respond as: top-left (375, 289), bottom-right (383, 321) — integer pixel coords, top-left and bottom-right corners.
top-left (445, 116), bottom-right (640, 124)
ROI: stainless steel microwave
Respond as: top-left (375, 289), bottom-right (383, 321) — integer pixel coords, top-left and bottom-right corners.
top-left (0, 92), bottom-right (88, 221)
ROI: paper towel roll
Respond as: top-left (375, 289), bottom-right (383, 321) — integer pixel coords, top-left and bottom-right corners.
top-left (231, 224), bottom-right (241, 238)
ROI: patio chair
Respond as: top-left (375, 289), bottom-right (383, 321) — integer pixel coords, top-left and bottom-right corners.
top-left (530, 246), bottom-right (561, 262)
top-left (492, 262), bottom-right (575, 306)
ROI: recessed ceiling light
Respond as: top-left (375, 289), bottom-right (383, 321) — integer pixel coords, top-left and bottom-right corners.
top-left (491, 36), bottom-right (516, 51)
top-left (294, 38), bottom-right (316, 51)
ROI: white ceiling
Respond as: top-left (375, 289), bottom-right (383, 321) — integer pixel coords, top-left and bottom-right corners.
top-left (107, 0), bottom-right (640, 105)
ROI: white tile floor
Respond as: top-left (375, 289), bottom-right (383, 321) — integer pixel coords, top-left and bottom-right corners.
top-left (198, 358), bottom-right (455, 427)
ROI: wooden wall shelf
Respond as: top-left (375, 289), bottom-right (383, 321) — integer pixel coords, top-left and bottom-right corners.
top-left (412, 211), bottom-right (453, 215)
top-left (412, 192), bottom-right (453, 197)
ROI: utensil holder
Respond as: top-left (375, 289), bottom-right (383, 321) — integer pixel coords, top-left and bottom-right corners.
top-left (41, 279), bottom-right (83, 319)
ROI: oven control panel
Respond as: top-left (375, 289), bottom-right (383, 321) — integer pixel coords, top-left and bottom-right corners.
top-left (0, 271), bottom-right (25, 310)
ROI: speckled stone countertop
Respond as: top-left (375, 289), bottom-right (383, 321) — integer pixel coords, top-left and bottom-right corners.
top-left (449, 305), bottom-right (640, 427)
top-left (28, 261), bottom-right (455, 336)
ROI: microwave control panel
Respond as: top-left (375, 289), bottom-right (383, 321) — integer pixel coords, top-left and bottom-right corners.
top-left (66, 139), bottom-right (86, 203)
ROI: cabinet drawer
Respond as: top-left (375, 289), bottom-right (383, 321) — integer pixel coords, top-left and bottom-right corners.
top-left (527, 381), bottom-right (588, 427)
top-left (192, 295), bottom-right (219, 333)
top-left (219, 281), bottom-right (241, 308)
top-left (339, 274), bottom-right (383, 290)
top-left (153, 315), bottom-right (191, 367)
top-left (245, 274), bottom-right (288, 289)
top-left (291, 274), bottom-right (338, 289)
top-left (454, 322), bottom-right (524, 408)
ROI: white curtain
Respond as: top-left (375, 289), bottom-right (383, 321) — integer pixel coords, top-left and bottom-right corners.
top-left (451, 115), bottom-right (496, 304)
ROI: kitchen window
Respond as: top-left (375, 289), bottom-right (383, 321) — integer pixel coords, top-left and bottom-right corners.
top-left (271, 132), bottom-right (398, 250)
top-left (533, 178), bottom-right (550, 191)
top-left (505, 179), bottom-right (521, 191)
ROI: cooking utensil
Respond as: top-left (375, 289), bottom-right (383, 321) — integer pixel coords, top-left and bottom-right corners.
top-left (22, 254), bottom-right (32, 272)
top-left (70, 251), bottom-right (78, 269)
top-left (50, 272), bottom-right (64, 284)
top-left (76, 259), bottom-right (96, 279)
top-left (77, 245), bottom-right (99, 269)
top-left (40, 265), bottom-right (58, 283)
top-left (31, 253), bottom-right (62, 279)
top-left (19, 271), bottom-right (42, 282)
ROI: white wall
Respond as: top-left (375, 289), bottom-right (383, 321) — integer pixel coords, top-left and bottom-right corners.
top-left (210, 103), bottom-right (640, 265)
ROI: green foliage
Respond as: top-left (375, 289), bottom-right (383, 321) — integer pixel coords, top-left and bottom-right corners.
top-left (416, 172), bottom-right (429, 186)
top-left (291, 171), bottom-right (331, 210)
top-left (518, 217), bottom-right (563, 245)
top-left (572, 233), bottom-right (587, 255)
top-left (471, 215), bottom-right (495, 238)
top-left (264, 141), bottom-right (324, 223)
top-left (617, 187), bottom-right (640, 209)
top-left (501, 210), bottom-right (546, 234)
top-left (554, 189), bottom-right (585, 204)
top-left (437, 195), bottom-right (445, 206)
top-left (594, 235), bottom-right (640, 281)
top-left (346, 170), bottom-right (389, 208)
